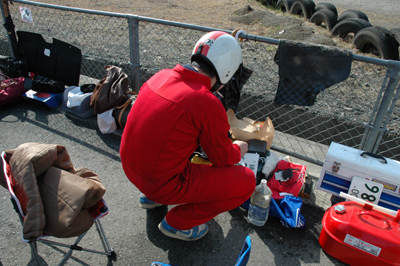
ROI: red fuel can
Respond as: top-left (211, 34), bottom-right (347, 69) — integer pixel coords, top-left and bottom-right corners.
top-left (319, 201), bottom-right (400, 266)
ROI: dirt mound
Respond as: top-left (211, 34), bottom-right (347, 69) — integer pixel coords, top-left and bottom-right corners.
top-left (230, 6), bottom-right (336, 46)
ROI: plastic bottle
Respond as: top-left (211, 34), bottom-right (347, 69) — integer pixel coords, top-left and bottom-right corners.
top-left (247, 179), bottom-right (272, 226)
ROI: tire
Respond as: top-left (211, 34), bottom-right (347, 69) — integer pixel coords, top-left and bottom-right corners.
top-left (289, 0), bottom-right (316, 19)
top-left (390, 28), bottom-right (400, 60)
top-left (276, 0), bottom-right (294, 12)
top-left (390, 28), bottom-right (400, 45)
top-left (315, 2), bottom-right (337, 17)
top-left (310, 9), bottom-right (337, 31)
top-left (375, 26), bottom-right (399, 60)
top-left (262, 0), bottom-right (277, 7)
top-left (331, 18), bottom-right (372, 39)
top-left (353, 27), bottom-right (398, 60)
top-left (390, 27), bottom-right (400, 45)
top-left (338, 9), bottom-right (369, 23)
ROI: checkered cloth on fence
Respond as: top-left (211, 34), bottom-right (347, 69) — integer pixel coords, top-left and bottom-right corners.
top-left (219, 65), bottom-right (253, 112)
top-left (274, 40), bottom-right (352, 106)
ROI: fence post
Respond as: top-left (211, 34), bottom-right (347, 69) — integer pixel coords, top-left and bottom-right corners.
top-left (127, 16), bottom-right (141, 93)
top-left (361, 63), bottom-right (400, 153)
top-left (0, 0), bottom-right (17, 57)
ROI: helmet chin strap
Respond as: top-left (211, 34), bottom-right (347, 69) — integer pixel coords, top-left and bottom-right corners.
top-left (211, 80), bottom-right (222, 93)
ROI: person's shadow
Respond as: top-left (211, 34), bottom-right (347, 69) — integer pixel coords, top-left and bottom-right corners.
top-left (235, 202), bottom-right (346, 266)
top-left (145, 206), bottom-right (249, 266)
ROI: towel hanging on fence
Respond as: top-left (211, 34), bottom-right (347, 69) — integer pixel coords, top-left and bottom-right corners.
top-left (218, 64), bottom-right (253, 112)
top-left (274, 40), bottom-right (352, 106)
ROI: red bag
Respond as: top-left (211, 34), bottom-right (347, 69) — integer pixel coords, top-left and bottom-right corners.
top-left (267, 160), bottom-right (307, 200)
top-left (0, 73), bottom-right (25, 107)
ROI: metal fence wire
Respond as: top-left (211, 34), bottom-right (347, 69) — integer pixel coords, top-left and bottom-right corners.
top-left (1, 0), bottom-right (400, 165)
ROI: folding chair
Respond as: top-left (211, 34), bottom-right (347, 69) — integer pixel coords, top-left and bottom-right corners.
top-left (150, 235), bottom-right (252, 266)
top-left (234, 236), bottom-right (252, 266)
top-left (1, 150), bottom-right (117, 266)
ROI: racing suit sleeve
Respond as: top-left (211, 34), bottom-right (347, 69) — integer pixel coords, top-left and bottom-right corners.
top-left (198, 101), bottom-right (242, 167)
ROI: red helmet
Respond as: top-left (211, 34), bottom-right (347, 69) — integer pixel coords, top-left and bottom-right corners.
top-left (191, 31), bottom-right (242, 84)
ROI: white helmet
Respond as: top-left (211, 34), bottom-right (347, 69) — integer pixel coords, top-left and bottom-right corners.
top-left (191, 31), bottom-right (242, 84)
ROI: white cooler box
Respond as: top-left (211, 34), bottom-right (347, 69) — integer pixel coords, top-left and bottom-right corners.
top-left (317, 142), bottom-right (400, 211)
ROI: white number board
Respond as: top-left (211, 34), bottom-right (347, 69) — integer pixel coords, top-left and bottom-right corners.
top-left (348, 176), bottom-right (383, 205)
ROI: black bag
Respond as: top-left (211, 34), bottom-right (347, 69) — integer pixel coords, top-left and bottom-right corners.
top-left (0, 57), bottom-right (28, 78)
top-left (112, 92), bottom-right (137, 128)
top-left (24, 74), bottom-right (65, 94)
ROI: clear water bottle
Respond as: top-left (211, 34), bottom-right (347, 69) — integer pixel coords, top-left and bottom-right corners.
top-left (247, 179), bottom-right (272, 226)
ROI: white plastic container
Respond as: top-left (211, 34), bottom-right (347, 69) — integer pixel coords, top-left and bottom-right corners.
top-left (317, 142), bottom-right (400, 210)
top-left (247, 179), bottom-right (272, 226)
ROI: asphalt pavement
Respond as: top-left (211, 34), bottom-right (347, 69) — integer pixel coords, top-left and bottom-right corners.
top-left (0, 97), bottom-right (346, 266)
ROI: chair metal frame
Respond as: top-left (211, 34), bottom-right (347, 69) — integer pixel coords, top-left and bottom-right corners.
top-left (2, 151), bottom-right (117, 266)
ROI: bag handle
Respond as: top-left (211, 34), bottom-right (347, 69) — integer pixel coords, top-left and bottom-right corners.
top-left (358, 211), bottom-right (391, 229)
top-left (0, 73), bottom-right (16, 89)
top-left (115, 98), bottom-right (132, 128)
top-left (0, 73), bottom-right (12, 80)
top-left (360, 151), bottom-right (387, 164)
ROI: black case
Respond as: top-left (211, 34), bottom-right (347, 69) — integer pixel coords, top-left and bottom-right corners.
top-left (17, 31), bottom-right (82, 86)
top-left (248, 139), bottom-right (268, 157)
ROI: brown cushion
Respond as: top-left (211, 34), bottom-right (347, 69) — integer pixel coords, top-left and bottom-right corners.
top-left (38, 166), bottom-right (106, 238)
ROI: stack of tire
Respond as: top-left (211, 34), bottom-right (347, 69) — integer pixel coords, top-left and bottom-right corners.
top-left (263, 0), bottom-right (400, 60)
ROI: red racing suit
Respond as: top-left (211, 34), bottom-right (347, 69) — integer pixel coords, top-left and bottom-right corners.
top-left (120, 64), bottom-right (255, 229)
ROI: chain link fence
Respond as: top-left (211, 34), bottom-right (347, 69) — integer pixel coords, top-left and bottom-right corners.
top-left (1, 0), bottom-right (400, 165)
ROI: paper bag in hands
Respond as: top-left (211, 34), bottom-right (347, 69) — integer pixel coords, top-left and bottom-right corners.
top-left (227, 109), bottom-right (274, 150)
